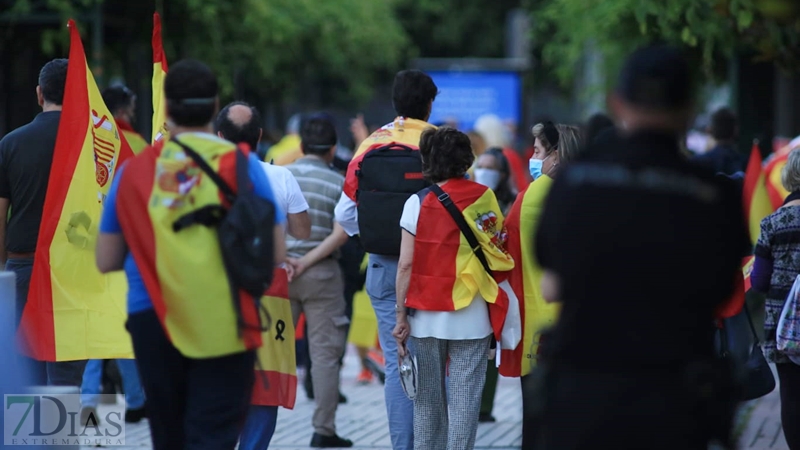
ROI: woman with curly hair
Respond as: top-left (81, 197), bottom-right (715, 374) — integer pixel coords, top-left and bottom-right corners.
top-left (392, 127), bottom-right (514, 450)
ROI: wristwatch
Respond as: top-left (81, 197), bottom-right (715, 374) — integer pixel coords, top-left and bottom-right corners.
top-left (395, 303), bottom-right (406, 314)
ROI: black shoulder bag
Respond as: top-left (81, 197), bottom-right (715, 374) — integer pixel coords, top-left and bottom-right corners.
top-left (428, 184), bottom-right (497, 350)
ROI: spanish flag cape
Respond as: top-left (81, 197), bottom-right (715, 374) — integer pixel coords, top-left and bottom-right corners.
top-left (151, 12), bottom-right (169, 144)
top-left (118, 120), bottom-right (148, 155)
top-left (343, 117), bottom-right (432, 201)
top-left (405, 178), bottom-right (515, 337)
top-left (115, 134), bottom-right (262, 358)
top-left (18, 20), bottom-right (135, 361)
top-left (252, 268), bottom-right (297, 409)
top-left (499, 175), bottom-right (560, 377)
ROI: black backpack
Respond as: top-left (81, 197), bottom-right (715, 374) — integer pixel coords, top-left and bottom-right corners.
top-left (171, 138), bottom-right (275, 333)
top-left (356, 143), bottom-right (430, 255)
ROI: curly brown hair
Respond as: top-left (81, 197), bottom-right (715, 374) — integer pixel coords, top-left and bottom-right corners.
top-left (419, 127), bottom-right (475, 183)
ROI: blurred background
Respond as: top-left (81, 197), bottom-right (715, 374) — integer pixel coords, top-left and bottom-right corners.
top-left (1, 0), bottom-right (799, 156)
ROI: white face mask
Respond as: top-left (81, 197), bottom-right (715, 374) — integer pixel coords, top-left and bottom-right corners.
top-left (473, 168), bottom-right (502, 191)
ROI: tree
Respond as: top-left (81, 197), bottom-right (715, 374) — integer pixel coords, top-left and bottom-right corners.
top-left (527, 0), bottom-right (800, 87)
top-left (2, 0), bottom-right (410, 106)
top-left (394, 0), bottom-right (522, 58)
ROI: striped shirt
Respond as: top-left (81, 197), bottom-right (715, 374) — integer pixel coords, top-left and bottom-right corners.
top-left (286, 156), bottom-right (344, 257)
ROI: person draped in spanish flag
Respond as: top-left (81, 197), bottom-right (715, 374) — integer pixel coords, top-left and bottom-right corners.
top-left (102, 85), bottom-right (148, 154)
top-left (95, 60), bottom-right (286, 450)
top-left (333, 69), bottom-right (439, 450)
top-left (213, 102), bottom-right (312, 450)
top-left (392, 127), bottom-right (515, 450)
top-left (501, 122), bottom-right (583, 381)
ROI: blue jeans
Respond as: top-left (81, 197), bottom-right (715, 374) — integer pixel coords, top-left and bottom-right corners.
top-left (239, 406), bottom-right (279, 450)
top-left (81, 359), bottom-right (145, 409)
top-left (366, 254), bottom-right (413, 450)
top-left (5, 258), bottom-right (86, 387)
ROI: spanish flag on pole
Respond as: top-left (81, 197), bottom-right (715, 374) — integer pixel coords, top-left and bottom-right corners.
top-left (251, 269), bottom-right (297, 409)
top-left (499, 177), bottom-right (560, 377)
top-left (18, 20), bottom-right (135, 361)
top-left (743, 143), bottom-right (774, 246)
top-left (151, 12), bottom-right (169, 143)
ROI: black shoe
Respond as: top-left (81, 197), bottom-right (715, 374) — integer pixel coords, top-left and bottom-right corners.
top-left (338, 391), bottom-right (347, 404)
top-left (479, 412), bottom-right (496, 423)
top-left (125, 406), bottom-right (146, 424)
top-left (310, 433), bottom-right (353, 448)
top-left (80, 407), bottom-right (100, 426)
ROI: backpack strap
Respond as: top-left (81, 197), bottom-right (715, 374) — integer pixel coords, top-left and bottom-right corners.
top-left (172, 137), bottom-right (237, 204)
top-left (428, 184), bottom-right (493, 277)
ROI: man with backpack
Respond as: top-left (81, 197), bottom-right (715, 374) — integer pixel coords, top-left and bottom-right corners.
top-left (333, 69), bottom-right (438, 450)
top-left (95, 59), bottom-right (286, 450)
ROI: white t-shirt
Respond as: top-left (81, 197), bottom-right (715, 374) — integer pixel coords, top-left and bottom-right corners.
top-left (261, 162), bottom-right (309, 220)
top-left (399, 194), bottom-right (493, 340)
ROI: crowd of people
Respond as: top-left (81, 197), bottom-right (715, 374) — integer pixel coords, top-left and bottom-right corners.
top-left (1, 41), bottom-right (799, 450)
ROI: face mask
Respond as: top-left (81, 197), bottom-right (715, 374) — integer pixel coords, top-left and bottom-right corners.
top-left (473, 168), bottom-right (501, 191)
top-left (529, 158), bottom-right (544, 180)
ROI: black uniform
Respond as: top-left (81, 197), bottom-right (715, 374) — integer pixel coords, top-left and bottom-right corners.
top-left (527, 130), bottom-right (749, 449)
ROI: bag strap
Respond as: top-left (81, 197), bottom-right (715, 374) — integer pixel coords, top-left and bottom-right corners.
top-left (742, 301), bottom-right (761, 344)
top-left (172, 138), bottom-right (237, 204)
top-left (428, 184), bottom-right (493, 277)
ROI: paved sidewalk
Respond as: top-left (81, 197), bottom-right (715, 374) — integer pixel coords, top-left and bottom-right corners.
top-left (87, 346), bottom-right (522, 449)
top-left (85, 353), bottom-right (789, 450)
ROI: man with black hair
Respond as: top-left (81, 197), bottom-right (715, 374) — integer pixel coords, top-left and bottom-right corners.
top-left (527, 45), bottom-right (749, 449)
top-left (102, 85), bottom-right (148, 154)
top-left (692, 107), bottom-right (746, 175)
top-left (332, 69), bottom-right (438, 450)
top-left (0, 58), bottom-right (88, 387)
top-left (216, 102), bottom-right (311, 240)
top-left (95, 59), bottom-right (286, 450)
top-left (282, 114), bottom-right (352, 448)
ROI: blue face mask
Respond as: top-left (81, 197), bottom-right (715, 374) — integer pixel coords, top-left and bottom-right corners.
top-left (529, 158), bottom-right (544, 180)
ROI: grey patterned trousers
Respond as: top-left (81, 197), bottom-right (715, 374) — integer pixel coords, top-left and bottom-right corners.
top-left (411, 336), bottom-right (491, 450)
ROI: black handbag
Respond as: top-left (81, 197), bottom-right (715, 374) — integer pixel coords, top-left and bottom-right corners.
top-left (715, 302), bottom-right (776, 401)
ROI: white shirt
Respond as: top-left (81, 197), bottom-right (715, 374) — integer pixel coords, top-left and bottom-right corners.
top-left (261, 162), bottom-right (309, 220)
top-left (399, 194), bottom-right (493, 340)
top-left (334, 193), bottom-right (360, 237)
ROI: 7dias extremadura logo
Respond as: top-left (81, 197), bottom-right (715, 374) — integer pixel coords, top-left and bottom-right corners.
top-left (4, 394), bottom-right (126, 446)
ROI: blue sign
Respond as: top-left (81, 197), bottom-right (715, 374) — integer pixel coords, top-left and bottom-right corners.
top-left (426, 71), bottom-right (521, 132)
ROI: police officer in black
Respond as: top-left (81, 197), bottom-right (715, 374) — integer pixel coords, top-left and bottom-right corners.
top-left (526, 45), bottom-right (749, 449)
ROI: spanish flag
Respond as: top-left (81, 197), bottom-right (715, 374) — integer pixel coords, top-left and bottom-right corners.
top-left (405, 179), bottom-right (515, 337)
top-left (251, 269), bottom-right (297, 409)
top-left (151, 12), bottom-right (169, 144)
top-left (18, 20), bottom-right (135, 361)
top-left (498, 176), bottom-right (560, 377)
top-left (343, 117), bottom-right (432, 201)
top-left (765, 153), bottom-right (789, 210)
top-left (743, 143), bottom-right (774, 246)
top-left (715, 257), bottom-right (753, 320)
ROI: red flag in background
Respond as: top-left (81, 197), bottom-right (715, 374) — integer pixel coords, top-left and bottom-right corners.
top-left (743, 143), bottom-right (774, 246)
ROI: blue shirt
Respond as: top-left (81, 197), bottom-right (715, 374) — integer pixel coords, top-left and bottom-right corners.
top-left (100, 148), bottom-right (285, 314)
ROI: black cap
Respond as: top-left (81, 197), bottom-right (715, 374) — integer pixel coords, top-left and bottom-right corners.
top-left (616, 44), bottom-right (693, 111)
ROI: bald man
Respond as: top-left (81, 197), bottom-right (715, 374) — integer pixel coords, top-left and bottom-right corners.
top-left (215, 102), bottom-right (311, 449)
top-left (215, 102), bottom-right (311, 240)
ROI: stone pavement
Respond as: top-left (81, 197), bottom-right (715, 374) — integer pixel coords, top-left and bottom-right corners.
top-left (86, 345), bottom-right (522, 449)
top-left (85, 352), bottom-right (789, 450)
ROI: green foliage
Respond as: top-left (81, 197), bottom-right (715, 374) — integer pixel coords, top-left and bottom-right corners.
top-left (395, 0), bottom-right (521, 58)
top-left (163, 0), bottom-right (409, 104)
top-left (5, 0), bottom-right (409, 106)
top-left (529, 0), bottom-right (800, 87)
